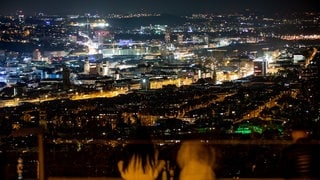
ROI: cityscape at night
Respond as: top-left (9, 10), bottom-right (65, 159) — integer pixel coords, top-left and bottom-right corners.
top-left (0, 1), bottom-right (320, 180)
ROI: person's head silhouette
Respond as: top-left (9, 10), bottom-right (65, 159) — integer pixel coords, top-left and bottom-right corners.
top-left (177, 140), bottom-right (216, 180)
top-left (117, 126), bottom-right (165, 180)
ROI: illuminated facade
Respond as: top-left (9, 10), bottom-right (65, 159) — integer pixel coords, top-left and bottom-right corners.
top-left (140, 76), bottom-right (150, 90)
top-left (16, 10), bottom-right (24, 22)
top-left (84, 57), bottom-right (90, 74)
top-left (253, 58), bottom-right (267, 76)
top-left (32, 49), bottom-right (42, 60)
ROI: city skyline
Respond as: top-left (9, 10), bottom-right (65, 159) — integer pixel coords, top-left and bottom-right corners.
top-left (1, 0), bottom-right (320, 179)
top-left (1, 0), bottom-right (320, 16)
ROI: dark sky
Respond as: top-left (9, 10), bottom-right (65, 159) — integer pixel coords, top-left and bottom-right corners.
top-left (1, 0), bottom-right (319, 15)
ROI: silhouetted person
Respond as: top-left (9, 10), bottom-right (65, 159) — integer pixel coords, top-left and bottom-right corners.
top-left (0, 149), bottom-right (11, 180)
top-left (281, 124), bottom-right (320, 180)
top-left (176, 140), bottom-right (216, 180)
top-left (0, 149), bottom-right (6, 179)
top-left (117, 126), bottom-right (165, 180)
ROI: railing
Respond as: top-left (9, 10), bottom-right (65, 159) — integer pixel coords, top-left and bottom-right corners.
top-left (4, 135), bottom-right (315, 180)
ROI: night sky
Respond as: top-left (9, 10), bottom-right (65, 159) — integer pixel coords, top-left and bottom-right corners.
top-left (1, 0), bottom-right (319, 15)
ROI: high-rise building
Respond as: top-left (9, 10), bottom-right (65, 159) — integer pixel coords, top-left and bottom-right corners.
top-left (62, 66), bottom-right (71, 90)
top-left (203, 34), bottom-right (209, 44)
top-left (140, 76), bottom-right (150, 91)
top-left (101, 61), bottom-right (110, 76)
top-left (84, 57), bottom-right (90, 74)
top-left (96, 62), bottom-right (102, 75)
top-left (253, 58), bottom-right (267, 76)
top-left (114, 69), bottom-right (120, 80)
top-left (16, 10), bottom-right (24, 22)
top-left (165, 30), bottom-right (171, 44)
top-left (32, 49), bottom-right (42, 60)
top-left (177, 34), bottom-right (184, 44)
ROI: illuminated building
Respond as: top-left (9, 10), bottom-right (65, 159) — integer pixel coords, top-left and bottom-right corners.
top-left (114, 69), bottom-right (120, 80)
top-left (165, 31), bottom-right (171, 44)
top-left (84, 57), bottom-right (90, 74)
top-left (16, 10), bottom-right (24, 22)
top-left (177, 34), bottom-right (184, 44)
top-left (253, 58), bottom-right (267, 76)
top-left (101, 61), bottom-right (110, 76)
top-left (96, 62), bottom-right (103, 75)
top-left (141, 76), bottom-right (150, 90)
top-left (32, 49), bottom-right (42, 60)
top-left (204, 34), bottom-right (209, 44)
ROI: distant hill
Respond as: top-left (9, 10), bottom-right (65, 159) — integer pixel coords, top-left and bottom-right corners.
top-left (107, 14), bottom-right (186, 28)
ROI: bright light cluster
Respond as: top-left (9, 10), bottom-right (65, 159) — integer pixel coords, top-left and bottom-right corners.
top-left (280, 34), bottom-right (320, 40)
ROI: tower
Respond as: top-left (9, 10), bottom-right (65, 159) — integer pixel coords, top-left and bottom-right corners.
top-left (165, 29), bottom-right (171, 44)
top-left (62, 65), bottom-right (71, 90)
